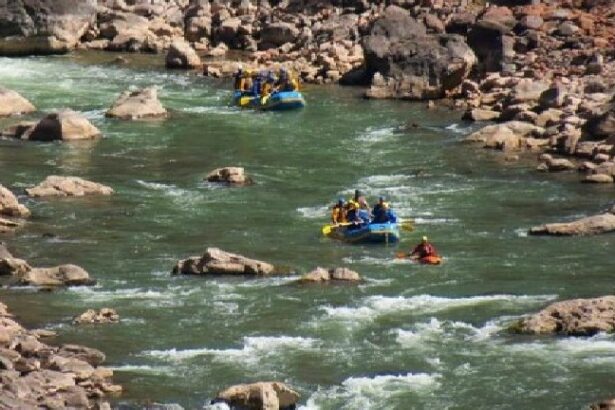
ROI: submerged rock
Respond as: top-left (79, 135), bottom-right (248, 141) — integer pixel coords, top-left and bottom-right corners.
top-left (173, 247), bottom-right (275, 276)
top-left (0, 218), bottom-right (21, 234)
top-left (514, 296), bottom-right (615, 336)
top-left (529, 209), bottom-right (615, 236)
top-left (26, 176), bottom-right (114, 197)
top-left (205, 167), bottom-right (252, 186)
top-left (73, 308), bottom-right (119, 325)
top-left (106, 87), bottom-right (167, 120)
top-left (297, 267), bottom-right (362, 283)
top-left (0, 184), bottom-right (30, 218)
top-left (213, 381), bottom-right (299, 410)
top-left (18, 110), bottom-right (101, 141)
top-left (0, 87), bottom-right (36, 117)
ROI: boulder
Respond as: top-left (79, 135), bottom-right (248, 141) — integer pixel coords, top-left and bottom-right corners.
top-left (213, 382), bottom-right (299, 410)
top-left (106, 87), bottom-right (167, 120)
top-left (0, 88), bottom-right (36, 117)
top-left (205, 167), bottom-right (252, 186)
top-left (165, 41), bottom-right (201, 69)
top-left (172, 247), bottom-right (275, 276)
top-left (462, 108), bottom-right (500, 122)
top-left (515, 296), bottom-right (615, 336)
top-left (537, 154), bottom-right (576, 172)
top-left (590, 398), bottom-right (615, 410)
top-left (583, 95), bottom-right (615, 141)
top-left (538, 84), bottom-right (566, 109)
top-left (465, 121), bottom-right (544, 151)
top-left (510, 79), bottom-right (550, 104)
top-left (73, 308), bottom-right (119, 325)
top-left (529, 211), bottom-right (615, 236)
top-left (22, 110), bottom-right (101, 141)
top-left (363, 6), bottom-right (476, 100)
top-left (0, 257), bottom-right (31, 276)
top-left (260, 22), bottom-right (300, 49)
top-left (0, 185), bottom-right (30, 218)
top-left (0, 218), bottom-right (22, 234)
top-left (297, 267), bottom-right (362, 283)
top-left (583, 174), bottom-right (614, 183)
top-left (26, 176), bottom-right (113, 197)
top-left (16, 264), bottom-right (95, 287)
top-left (0, 0), bottom-right (97, 56)
top-left (467, 20), bottom-right (514, 73)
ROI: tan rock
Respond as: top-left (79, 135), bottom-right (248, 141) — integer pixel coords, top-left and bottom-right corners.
top-left (465, 121), bottom-right (544, 151)
top-left (0, 257), bottom-right (31, 276)
top-left (23, 110), bottom-right (101, 141)
top-left (26, 176), bottom-right (113, 197)
top-left (462, 108), bottom-right (500, 122)
top-left (0, 185), bottom-right (30, 218)
top-left (583, 174), bottom-right (614, 183)
top-left (515, 296), bottom-right (615, 336)
top-left (73, 308), bottom-right (119, 325)
top-left (166, 40), bottom-right (201, 69)
top-left (214, 381), bottom-right (299, 410)
top-left (16, 264), bottom-right (95, 287)
top-left (0, 217), bottom-right (21, 234)
top-left (173, 247), bottom-right (275, 276)
top-left (105, 87), bottom-right (167, 120)
top-left (529, 212), bottom-right (615, 236)
top-left (0, 88), bottom-right (36, 117)
top-left (298, 267), bottom-right (331, 283)
top-left (205, 167), bottom-right (252, 186)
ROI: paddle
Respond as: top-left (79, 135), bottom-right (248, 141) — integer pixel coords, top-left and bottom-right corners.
top-left (395, 251), bottom-right (419, 260)
top-left (321, 222), bottom-right (353, 236)
top-left (399, 219), bottom-right (414, 232)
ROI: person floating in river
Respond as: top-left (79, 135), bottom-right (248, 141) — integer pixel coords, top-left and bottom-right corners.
top-left (372, 196), bottom-right (397, 223)
top-left (331, 198), bottom-right (346, 224)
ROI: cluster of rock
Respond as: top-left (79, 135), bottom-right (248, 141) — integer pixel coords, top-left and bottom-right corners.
top-left (459, 2), bottom-right (615, 185)
top-left (73, 308), bottom-right (120, 325)
top-left (514, 296), bottom-right (615, 336)
top-left (0, 300), bottom-right (120, 408)
top-left (172, 247), bottom-right (276, 276)
top-left (212, 381), bottom-right (299, 410)
top-left (0, 244), bottom-right (95, 287)
top-left (0, 110), bottom-right (101, 142)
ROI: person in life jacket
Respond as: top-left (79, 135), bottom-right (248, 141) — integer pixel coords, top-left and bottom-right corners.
top-left (372, 196), bottom-right (397, 223)
top-left (233, 66), bottom-right (244, 92)
top-left (261, 71), bottom-right (276, 103)
top-left (242, 69), bottom-right (253, 93)
top-left (331, 198), bottom-right (347, 224)
top-left (410, 236), bottom-right (439, 260)
top-left (251, 72), bottom-right (263, 97)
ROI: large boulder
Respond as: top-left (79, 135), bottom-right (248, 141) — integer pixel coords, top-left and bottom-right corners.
top-left (583, 95), bottom-right (615, 141)
top-left (467, 12), bottom-right (515, 73)
top-left (514, 296), bottom-right (615, 336)
top-left (0, 87), bottom-right (36, 117)
top-left (465, 121), bottom-right (544, 151)
top-left (529, 209), bottom-right (615, 236)
top-left (173, 247), bottom-right (276, 276)
top-left (213, 382), bottom-right (299, 410)
top-left (260, 22), bottom-right (300, 49)
top-left (165, 40), bottom-right (201, 69)
top-left (15, 264), bottom-right (95, 287)
top-left (26, 176), bottom-right (113, 197)
top-left (363, 6), bottom-right (476, 100)
top-left (106, 87), bottom-right (167, 120)
top-left (17, 110), bottom-right (101, 141)
top-left (0, 185), bottom-right (30, 218)
top-left (205, 167), bottom-right (252, 186)
top-left (0, 0), bottom-right (97, 56)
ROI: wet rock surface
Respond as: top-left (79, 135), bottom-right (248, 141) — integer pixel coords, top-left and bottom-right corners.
top-left (26, 176), bottom-right (114, 197)
top-left (173, 247), bottom-right (276, 276)
top-left (106, 87), bottom-right (167, 120)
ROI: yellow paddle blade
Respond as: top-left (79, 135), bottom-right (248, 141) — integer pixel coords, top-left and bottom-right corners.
top-left (395, 251), bottom-right (407, 259)
top-left (239, 97), bottom-right (251, 107)
top-left (322, 224), bottom-right (333, 235)
top-left (400, 219), bottom-right (414, 232)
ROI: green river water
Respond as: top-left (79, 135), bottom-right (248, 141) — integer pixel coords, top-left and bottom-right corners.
top-left (1, 52), bottom-right (615, 409)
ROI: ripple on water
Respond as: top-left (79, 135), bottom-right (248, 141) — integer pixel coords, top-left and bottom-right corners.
top-left (319, 294), bottom-right (557, 323)
top-left (300, 372), bottom-right (440, 410)
top-left (142, 335), bottom-right (319, 366)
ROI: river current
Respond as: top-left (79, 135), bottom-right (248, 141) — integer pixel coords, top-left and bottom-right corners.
top-left (1, 53), bottom-right (615, 409)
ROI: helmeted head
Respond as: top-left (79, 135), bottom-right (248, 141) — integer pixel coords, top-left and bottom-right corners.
top-left (422, 236), bottom-right (428, 243)
top-left (379, 196), bottom-right (385, 204)
top-left (337, 197), bottom-right (344, 206)
top-left (354, 189), bottom-right (361, 201)
top-left (242, 69), bottom-right (252, 78)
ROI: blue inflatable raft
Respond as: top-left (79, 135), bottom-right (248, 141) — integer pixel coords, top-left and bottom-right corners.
top-left (323, 222), bottom-right (401, 244)
top-left (232, 90), bottom-right (306, 111)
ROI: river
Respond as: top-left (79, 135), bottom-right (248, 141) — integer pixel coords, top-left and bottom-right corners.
top-left (1, 52), bottom-right (615, 409)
